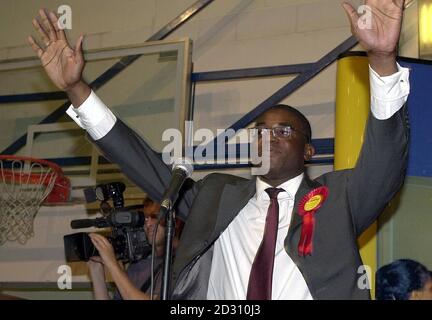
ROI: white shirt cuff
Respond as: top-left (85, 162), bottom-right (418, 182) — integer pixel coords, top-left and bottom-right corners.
top-left (66, 90), bottom-right (117, 140)
top-left (369, 63), bottom-right (410, 120)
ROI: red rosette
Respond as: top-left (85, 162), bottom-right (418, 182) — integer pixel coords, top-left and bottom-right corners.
top-left (297, 186), bottom-right (329, 256)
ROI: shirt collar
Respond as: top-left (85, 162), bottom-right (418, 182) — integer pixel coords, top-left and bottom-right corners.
top-left (255, 172), bottom-right (304, 202)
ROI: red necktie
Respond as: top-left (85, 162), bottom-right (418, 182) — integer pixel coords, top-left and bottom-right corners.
top-left (246, 187), bottom-right (284, 300)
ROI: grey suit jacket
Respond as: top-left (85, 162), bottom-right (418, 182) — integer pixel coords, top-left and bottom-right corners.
top-left (94, 106), bottom-right (409, 300)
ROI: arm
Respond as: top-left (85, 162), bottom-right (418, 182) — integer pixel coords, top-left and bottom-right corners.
top-left (28, 9), bottom-right (199, 220)
top-left (342, 0), bottom-right (410, 234)
top-left (87, 259), bottom-right (111, 300)
top-left (105, 263), bottom-right (153, 300)
top-left (347, 102), bottom-right (409, 235)
top-left (89, 234), bottom-right (154, 300)
top-left (92, 119), bottom-right (199, 220)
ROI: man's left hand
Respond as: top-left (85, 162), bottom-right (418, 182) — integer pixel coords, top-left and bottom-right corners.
top-left (343, 0), bottom-right (405, 75)
top-left (89, 233), bottom-right (119, 270)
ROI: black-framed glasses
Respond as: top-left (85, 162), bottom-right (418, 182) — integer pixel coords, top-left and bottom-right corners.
top-left (249, 126), bottom-right (310, 142)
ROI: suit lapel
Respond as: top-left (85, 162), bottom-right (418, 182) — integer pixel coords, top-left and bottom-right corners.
top-left (174, 177), bottom-right (256, 283)
top-left (209, 177), bottom-right (257, 242)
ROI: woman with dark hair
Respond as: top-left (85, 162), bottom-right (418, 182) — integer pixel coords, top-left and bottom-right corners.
top-left (376, 259), bottom-right (432, 300)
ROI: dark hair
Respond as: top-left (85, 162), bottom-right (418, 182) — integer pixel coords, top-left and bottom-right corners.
top-left (266, 104), bottom-right (312, 143)
top-left (376, 259), bottom-right (431, 300)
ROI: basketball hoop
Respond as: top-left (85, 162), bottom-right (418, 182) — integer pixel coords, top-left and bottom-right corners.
top-left (0, 155), bottom-right (71, 245)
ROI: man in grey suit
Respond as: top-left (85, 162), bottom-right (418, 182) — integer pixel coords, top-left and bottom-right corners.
top-left (29, 0), bottom-right (410, 299)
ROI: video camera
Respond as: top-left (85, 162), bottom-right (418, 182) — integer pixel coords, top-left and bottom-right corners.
top-left (63, 182), bottom-right (152, 263)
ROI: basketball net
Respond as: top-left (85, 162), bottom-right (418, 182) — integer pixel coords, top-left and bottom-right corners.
top-left (0, 156), bottom-right (62, 245)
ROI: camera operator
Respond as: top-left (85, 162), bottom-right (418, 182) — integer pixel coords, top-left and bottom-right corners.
top-left (87, 197), bottom-right (183, 300)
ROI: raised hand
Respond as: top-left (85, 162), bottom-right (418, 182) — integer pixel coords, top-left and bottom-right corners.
top-left (342, 0), bottom-right (405, 75)
top-left (28, 9), bottom-right (90, 106)
top-left (28, 9), bottom-right (84, 91)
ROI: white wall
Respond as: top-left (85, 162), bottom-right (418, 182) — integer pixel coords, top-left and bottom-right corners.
top-left (0, 0), bottom-right (419, 162)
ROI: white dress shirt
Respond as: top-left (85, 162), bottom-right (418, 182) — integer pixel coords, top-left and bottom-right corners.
top-left (66, 63), bottom-right (410, 299)
top-left (207, 174), bottom-right (313, 300)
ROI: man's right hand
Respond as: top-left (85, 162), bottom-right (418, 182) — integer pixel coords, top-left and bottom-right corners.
top-left (28, 9), bottom-right (90, 106)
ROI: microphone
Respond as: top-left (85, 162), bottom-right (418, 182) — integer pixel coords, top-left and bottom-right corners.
top-left (71, 219), bottom-right (95, 229)
top-left (159, 158), bottom-right (193, 300)
top-left (70, 211), bottom-right (144, 230)
top-left (70, 217), bottom-right (109, 229)
top-left (160, 158), bottom-right (194, 211)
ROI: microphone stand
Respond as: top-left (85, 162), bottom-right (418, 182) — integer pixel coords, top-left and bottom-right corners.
top-left (160, 200), bottom-right (175, 300)
top-left (157, 158), bottom-right (193, 299)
